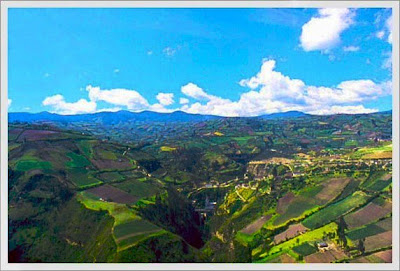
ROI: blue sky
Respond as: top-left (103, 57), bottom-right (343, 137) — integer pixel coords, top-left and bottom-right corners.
top-left (8, 8), bottom-right (393, 116)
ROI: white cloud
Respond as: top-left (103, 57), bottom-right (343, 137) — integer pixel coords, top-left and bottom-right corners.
top-left (239, 59), bottom-right (306, 104)
top-left (114, 69), bottom-right (120, 73)
top-left (300, 8), bottom-right (355, 52)
top-left (306, 79), bottom-right (391, 106)
top-left (41, 59), bottom-right (390, 116)
top-left (156, 92), bottom-right (174, 106)
top-left (148, 103), bottom-right (174, 113)
top-left (96, 107), bottom-right (122, 113)
top-left (44, 73), bottom-right (50, 78)
top-left (181, 59), bottom-right (390, 116)
top-left (308, 105), bottom-right (378, 115)
top-left (179, 98), bottom-right (189, 105)
top-left (386, 15), bottom-right (392, 44)
top-left (376, 30), bottom-right (385, 39)
top-left (8, 99), bottom-right (12, 109)
top-left (181, 83), bottom-right (214, 100)
top-left (147, 51), bottom-right (153, 55)
top-left (163, 47), bottom-right (176, 57)
top-left (382, 51), bottom-right (392, 70)
top-left (343, 46), bottom-right (360, 52)
top-left (86, 85), bottom-right (149, 111)
top-left (42, 94), bottom-right (97, 115)
top-left (375, 14), bottom-right (393, 44)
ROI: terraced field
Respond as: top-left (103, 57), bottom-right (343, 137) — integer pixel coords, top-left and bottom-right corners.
top-left (67, 168), bottom-right (102, 188)
top-left (7, 110), bottom-right (393, 263)
top-left (361, 171), bottom-right (392, 192)
top-left (344, 198), bottom-right (391, 228)
top-left (273, 178), bottom-right (350, 227)
top-left (77, 191), bottom-right (163, 251)
top-left (302, 191), bottom-right (370, 229)
top-left (257, 222), bottom-right (338, 260)
top-left (240, 215), bottom-right (271, 235)
top-left (346, 217), bottom-right (392, 241)
top-left (112, 178), bottom-right (161, 199)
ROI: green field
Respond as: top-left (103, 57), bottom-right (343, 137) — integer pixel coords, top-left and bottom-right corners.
top-left (273, 186), bottom-right (324, 226)
top-left (160, 146), bottom-right (177, 152)
top-left (346, 223), bottom-right (386, 240)
top-left (114, 219), bottom-right (161, 239)
top-left (302, 191), bottom-right (370, 229)
top-left (98, 171), bottom-right (125, 183)
top-left (258, 222), bottom-right (338, 259)
top-left (15, 159), bottom-right (52, 171)
top-left (77, 192), bottom-right (163, 251)
top-left (66, 152), bottom-right (91, 168)
top-left (113, 178), bottom-right (161, 199)
top-left (77, 192), bottom-right (136, 225)
top-left (292, 242), bottom-right (318, 256)
top-left (68, 168), bottom-right (102, 188)
top-left (77, 140), bottom-right (95, 158)
top-left (117, 230), bottom-right (166, 251)
top-left (351, 143), bottom-right (392, 159)
top-left (96, 147), bottom-right (118, 160)
top-left (361, 172), bottom-right (392, 191)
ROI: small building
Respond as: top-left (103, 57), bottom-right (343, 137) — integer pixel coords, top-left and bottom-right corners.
top-left (317, 242), bottom-right (329, 252)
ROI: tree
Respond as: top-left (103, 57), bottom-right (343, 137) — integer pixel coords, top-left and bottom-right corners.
top-left (336, 216), bottom-right (348, 248)
top-left (358, 239), bottom-right (365, 255)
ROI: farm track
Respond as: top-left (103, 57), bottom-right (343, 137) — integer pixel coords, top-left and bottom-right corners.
top-left (235, 188), bottom-right (247, 202)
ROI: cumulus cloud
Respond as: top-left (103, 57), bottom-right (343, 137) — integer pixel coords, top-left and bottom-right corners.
top-left (343, 46), bottom-right (359, 52)
top-left (42, 94), bottom-right (97, 115)
top-left (8, 99), bottom-right (12, 109)
top-left (42, 59), bottom-right (391, 116)
top-left (239, 59), bottom-right (306, 104)
top-left (300, 8), bottom-right (355, 52)
top-left (307, 105), bottom-right (378, 115)
top-left (179, 98), bottom-right (189, 105)
top-left (148, 103), bottom-right (174, 113)
top-left (181, 83), bottom-right (214, 100)
top-left (180, 59), bottom-right (390, 116)
top-left (86, 85), bottom-right (149, 111)
top-left (156, 93), bottom-right (174, 106)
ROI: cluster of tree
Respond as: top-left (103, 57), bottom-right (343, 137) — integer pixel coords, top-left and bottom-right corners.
top-left (138, 186), bottom-right (207, 248)
top-left (337, 216), bottom-right (348, 249)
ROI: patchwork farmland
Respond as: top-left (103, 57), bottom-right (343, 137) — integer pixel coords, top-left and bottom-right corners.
top-left (8, 110), bottom-right (392, 263)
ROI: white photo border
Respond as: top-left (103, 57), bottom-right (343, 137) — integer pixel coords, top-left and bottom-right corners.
top-left (1, 1), bottom-right (399, 270)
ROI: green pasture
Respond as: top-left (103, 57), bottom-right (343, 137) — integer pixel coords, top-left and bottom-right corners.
top-left (15, 159), bottom-right (52, 171)
top-left (302, 191), bottom-right (370, 229)
top-left (66, 152), bottom-right (91, 168)
top-left (68, 168), bottom-right (102, 188)
top-left (258, 222), bottom-right (337, 259)
top-left (292, 242), bottom-right (318, 256)
top-left (112, 178), bottom-right (160, 199)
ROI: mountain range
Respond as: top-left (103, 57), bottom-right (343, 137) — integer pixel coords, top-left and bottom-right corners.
top-left (8, 110), bottom-right (391, 124)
